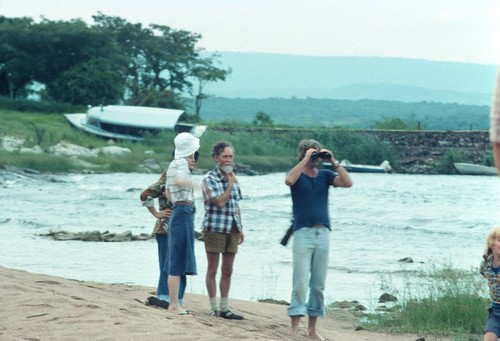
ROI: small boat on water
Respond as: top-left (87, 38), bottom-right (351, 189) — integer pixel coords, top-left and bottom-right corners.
top-left (339, 160), bottom-right (392, 173)
top-left (453, 162), bottom-right (497, 176)
top-left (64, 105), bottom-right (207, 141)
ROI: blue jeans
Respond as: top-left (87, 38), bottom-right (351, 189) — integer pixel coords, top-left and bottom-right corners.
top-left (287, 227), bottom-right (330, 318)
top-left (156, 234), bottom-right (186, 305)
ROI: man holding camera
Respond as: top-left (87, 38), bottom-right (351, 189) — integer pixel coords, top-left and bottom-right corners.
top-left (285, 139), bottom-right (352, 340)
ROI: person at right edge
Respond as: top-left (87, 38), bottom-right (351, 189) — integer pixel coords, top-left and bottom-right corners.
top-left (285, 139), bottom-right (353, 340)
top-left (480, 226), bottom-right (500, 341)
top-left (490, 70), bottom-right (500, 174)
top-left (201, 141), bottom-right (245, 320)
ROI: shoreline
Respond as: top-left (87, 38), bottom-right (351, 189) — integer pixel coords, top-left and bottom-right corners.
top-left (0, 266), bottom-right (447, 340)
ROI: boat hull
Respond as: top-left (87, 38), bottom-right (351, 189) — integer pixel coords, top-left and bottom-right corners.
top-left (453, 162), bottom-right (497, 176)
top-left (64, 106), bottom-right (206, 141)
top-left (338, 159), bottom-right (392, 173)
top-left (341, 166), bottom-right (387, 173)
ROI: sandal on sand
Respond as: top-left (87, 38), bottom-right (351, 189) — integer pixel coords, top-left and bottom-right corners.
top-left (177, 311), bottom-right (194, 317)
top-left (220, 310), bottom-right (244, 320)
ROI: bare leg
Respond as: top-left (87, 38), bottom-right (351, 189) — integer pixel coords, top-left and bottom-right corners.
top-left (484, 331), bottom-right (499, 341)
top-left (168, 275), bottom-right (187, 313)
top-left (308, 316), bottom-right (325, 340)
top-left (220, 252), bottom-right (235, 298)
top-left (291, 315), bottom-right (301, 335)
top-left (494, 142), bottom-right (500, 174)
top-left (206, 252), bottom-right (220, 299)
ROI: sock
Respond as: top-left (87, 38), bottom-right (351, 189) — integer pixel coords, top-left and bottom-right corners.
top-left (209, 297), bottom-right (218, 311)
top-left (220, 297), bottom-right (229, 312)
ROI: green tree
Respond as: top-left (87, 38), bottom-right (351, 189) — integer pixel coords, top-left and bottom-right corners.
top-left (0, 15), bottom-right (125, 104)
top-left (190, 54), bottom-right (231, 119)
top-left (0, 14), bottom-right (229, 112)
top-left (93, 14), bottom-right (228, 114)
top-left (47, 58), bottom-right (125, 105)
top-left (33, 19), bottom-right (123, 87)
top-left (372, 117), bottom-right (409, 129)
top-left (252, 111), bottom-right (274, 126)
top-left (126, 88), bottom-right (184, 109)
top-left (0, 16), bottom-right (36, 98)
top-left (93, 14), bottom-right (201, 102)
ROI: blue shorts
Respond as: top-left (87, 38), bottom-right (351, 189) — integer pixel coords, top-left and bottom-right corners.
top-left (485, 307), bottom-right (500, 337)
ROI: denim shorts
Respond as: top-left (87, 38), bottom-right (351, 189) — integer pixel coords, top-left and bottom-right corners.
top-left (485, 307), bottom-right (500, 337)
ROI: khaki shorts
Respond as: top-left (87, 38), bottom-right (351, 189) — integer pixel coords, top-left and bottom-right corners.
top-left (204, 225), bottom-right (240, 254)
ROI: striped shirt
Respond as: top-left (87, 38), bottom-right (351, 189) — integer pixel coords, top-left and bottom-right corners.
top-left (166, 158), bottom-right (194, 203)
top-left (202, 167), bottom-right (243, 234)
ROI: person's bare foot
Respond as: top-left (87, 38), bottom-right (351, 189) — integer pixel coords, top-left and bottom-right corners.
top-left (308, 330), bottom-right (326, 340)
top-left (168, 307), bottom-right (193, 317)
top-left (291, 316), bottom-right (301, 335)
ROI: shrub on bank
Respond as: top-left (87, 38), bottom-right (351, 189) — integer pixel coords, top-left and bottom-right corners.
top-left (361, 264), bottom-right (488, 339)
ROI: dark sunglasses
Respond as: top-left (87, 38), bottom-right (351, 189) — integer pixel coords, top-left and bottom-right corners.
top-left (171, 151), bottom-right (199, 162)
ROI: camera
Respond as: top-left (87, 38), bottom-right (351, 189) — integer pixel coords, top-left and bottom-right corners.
top-left (280, 226), bottom-right (294, 246)
top-left (311, 151), bottom-right (332, 161)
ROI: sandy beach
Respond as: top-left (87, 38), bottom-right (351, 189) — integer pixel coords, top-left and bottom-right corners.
top-left (0, 266), bottom-right (451, 341)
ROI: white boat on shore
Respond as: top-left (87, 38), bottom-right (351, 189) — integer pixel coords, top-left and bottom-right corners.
top-left (64, 105), bottom-right (207, 141)
top-left (339, 160), bottom-right (392, 173)
top-left (453, 162), bottom-right (497, 176)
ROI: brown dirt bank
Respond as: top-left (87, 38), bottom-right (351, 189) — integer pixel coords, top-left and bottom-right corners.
top-left (0, 266), bottom-right (451, 340)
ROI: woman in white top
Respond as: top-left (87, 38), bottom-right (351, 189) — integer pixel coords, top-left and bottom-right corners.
top-left (165, 132), bottom-right (200, 316)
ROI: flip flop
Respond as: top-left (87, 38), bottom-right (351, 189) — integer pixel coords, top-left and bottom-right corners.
top-left (177, 311), bottom-right (194, 317)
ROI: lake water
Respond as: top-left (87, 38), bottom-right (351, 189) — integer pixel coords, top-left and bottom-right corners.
top-left (1, 170), bottom-right (498, 308)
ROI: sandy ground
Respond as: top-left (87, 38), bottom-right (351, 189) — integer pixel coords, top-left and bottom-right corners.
top-left (0, 266), bottom-right (449, 340)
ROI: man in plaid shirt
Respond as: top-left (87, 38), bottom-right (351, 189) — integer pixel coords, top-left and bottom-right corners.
top-left (201, 141), bottom-right (245, 320)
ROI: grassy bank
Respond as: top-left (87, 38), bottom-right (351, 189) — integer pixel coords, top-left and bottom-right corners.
top-left (0, 109), bottom-right (400, 174)
top-left (359, 264), bottom-right (489, 340)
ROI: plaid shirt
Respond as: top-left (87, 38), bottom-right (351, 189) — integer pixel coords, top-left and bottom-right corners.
top-left (480, 255), bottom-right (500, 304)
top-left (202, 167), bottom-right (243, 234)
top-left (166, 158), bottom-right (195, 203)
top-left (140, 171), bottom-right (172, 235)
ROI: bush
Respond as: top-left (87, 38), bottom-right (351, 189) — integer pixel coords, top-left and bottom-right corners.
top-left (0, 96), bottom-right (85, 114)
top-left (361, 263), bottom-right (489, 339)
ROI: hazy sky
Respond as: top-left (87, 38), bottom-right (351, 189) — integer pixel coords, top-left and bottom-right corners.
top-left (1, 0), bottom-right (499, 64)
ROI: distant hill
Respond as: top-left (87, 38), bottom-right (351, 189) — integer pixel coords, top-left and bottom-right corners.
top-left (195, 97), bottom-right (490, 130)
top-left (203, 52), bottom-right (498, 105)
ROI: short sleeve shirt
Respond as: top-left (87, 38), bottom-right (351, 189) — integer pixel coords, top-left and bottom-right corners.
top-left (480, 255), bottom-right (500, 304)
top-left (202, 167), bottom-right (243, 234)
top-left (290, 169), bottom-right (336, 231)
top-left (166, 158), bottom-right (194, 203)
